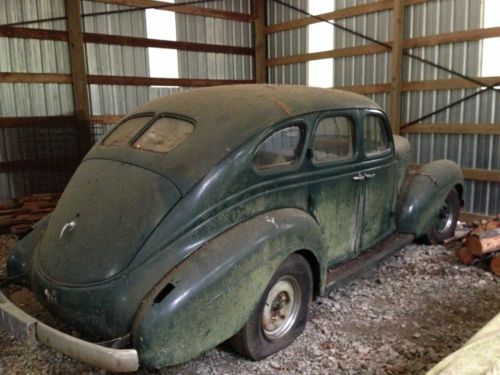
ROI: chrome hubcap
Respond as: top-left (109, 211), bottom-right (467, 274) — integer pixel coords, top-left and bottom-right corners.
top-left (262, 276), bottom-right (301, 341)
top-left (435, 200), bottom-right (453, 234)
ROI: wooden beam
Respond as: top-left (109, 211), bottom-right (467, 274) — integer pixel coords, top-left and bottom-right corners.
top-left (402, 76), bottom-right (500, 91)
top-left (266, 0), bottom-right (428, 34)
top-left (252, 0), bottom-right (267, 83)
top-left (0, 116), bottom-right (77, 129)
top-left (400, 123), bottom-right (500, 135)
top-left (266, 44), bottom-right (389, 67)
top-left (403, 26), bottom-right (500, 49)
top-left (90, 115), bottom-right (123, 124)
top-left (83, 32), bottom-right (254, 55)
top-left (87, 75), bottom-right (255, 87)
top-left (66, 0), bottom-right (92, 157)
top-left (0, 73), bottom-right (72, 84)
top-left (390, 0), bottom-right (404, 134)
top-left (336, 83), bottom-right (391, 95)
top-left (0, 158), bottom-right (79, 173)
top-left (460, 211), bottom-right (494, 223)
top-left (462, 168), bottom-right (500, 183)
top-left (0, 26), bottom-right (68, 41)
top-left (91, 0), bottom-right (254, 22)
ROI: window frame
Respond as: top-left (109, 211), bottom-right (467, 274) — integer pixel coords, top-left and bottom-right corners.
top-left (252, 120), bottom-right (307, 175)
top-left (100, 112), bottom-right (155, 147)
top-left (310, 110), bottom-right (359, 168)
top-left (101, 112), bottom-right (196, 152)
top-left (360, 110), bottom-right (393, 159)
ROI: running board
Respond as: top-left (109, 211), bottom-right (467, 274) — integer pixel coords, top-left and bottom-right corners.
top-left (326, 233), bottom-right (414, 290)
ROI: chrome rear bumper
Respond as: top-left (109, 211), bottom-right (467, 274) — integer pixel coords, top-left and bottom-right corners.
top-left (0, 289), bottom-right (139, 372)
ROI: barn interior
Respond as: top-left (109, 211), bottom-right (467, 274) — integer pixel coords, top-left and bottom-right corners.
top-left (0, 0), bottom-right (499, 373)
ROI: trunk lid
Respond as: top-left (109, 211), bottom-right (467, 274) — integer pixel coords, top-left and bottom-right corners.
top-left (38, 159), bottom-right (180, 284)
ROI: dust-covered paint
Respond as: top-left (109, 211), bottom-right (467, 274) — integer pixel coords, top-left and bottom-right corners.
top-left (3, 85), bottom-right (464, 370)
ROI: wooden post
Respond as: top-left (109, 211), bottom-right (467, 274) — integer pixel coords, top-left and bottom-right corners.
top-left (390, 0), bottom-right (405, 135)
top-left (252, 0), bottom-right (267, 83)
top-left (65, 0), bottom-right (92, 158)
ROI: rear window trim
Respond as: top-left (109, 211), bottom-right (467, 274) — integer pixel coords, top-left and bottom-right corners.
top-left (100, 112), bottom-right (196, 150)
top-left (100, 112), bottom-right (156, 146)
top-left (129, 112), bottom-right (197, 146)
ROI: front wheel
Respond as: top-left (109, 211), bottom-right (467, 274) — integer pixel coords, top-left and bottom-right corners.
top-left (421, 188), bottom-right (460, 244)
top-left (229, 253), bottom-right (313, 360)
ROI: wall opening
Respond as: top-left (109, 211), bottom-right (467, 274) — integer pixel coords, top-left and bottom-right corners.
top-left (481, 0), bottom-right (500, 77)
top-left (307, 0), bottom-right (334, 88)
top-left (145, 7), bottom-right (179, 84)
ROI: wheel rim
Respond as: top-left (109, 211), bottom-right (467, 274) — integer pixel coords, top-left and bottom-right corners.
top-left (435, 200), bottom-right (454, 234)
top-left (261, 276), bottom-right (301, 341)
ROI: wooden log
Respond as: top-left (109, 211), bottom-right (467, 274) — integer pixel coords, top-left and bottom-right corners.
top-left (490, 256), bottom-right (500, 276)
top-left (0, 207), bottom-right (30, 216)
top-left (10, 224), bottom-right (33, 236)
top-left (0, 199), bottom-right (21, 210)
top-left (458, 247), bottom-right (475, 265)
top-left (466, 229), bottom-right (500, 256)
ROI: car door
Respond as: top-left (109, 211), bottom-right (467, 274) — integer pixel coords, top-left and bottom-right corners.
top-left (307, 111), bottom-right (364, 265)
top-left (358, 110), bottom-right (397, 251)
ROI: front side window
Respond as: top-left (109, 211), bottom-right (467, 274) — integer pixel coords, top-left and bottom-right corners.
top-left (254, 125), bottom-right (303, 171)
top-left (132, 117), bottom-right (194, 154)
top-left (363, 115), bottom-right (390, 156)
top-left (312, 116), bottom-right (354, 164)
top-left (102, 116), bottom-right (152, 146)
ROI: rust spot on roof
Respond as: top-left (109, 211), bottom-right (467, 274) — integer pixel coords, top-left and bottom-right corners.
top-left (271, 97), bottom-right (291, 115)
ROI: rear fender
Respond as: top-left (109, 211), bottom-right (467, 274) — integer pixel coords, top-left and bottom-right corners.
top-left (7, 214), bottom-right (51, 286)
top-left (131, 208), bottom-right (326, 368)
top-left (396, 160), bottom-right (464, 237)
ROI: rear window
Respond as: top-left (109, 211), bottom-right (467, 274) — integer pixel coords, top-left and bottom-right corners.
top-left (102, 116), bottom-right (194, 154)
top-left (132, 117), bottom-right (194, 154)
top-left (102, 116), bottom-right (152, 147)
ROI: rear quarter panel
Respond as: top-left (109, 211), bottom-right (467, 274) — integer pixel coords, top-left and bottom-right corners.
top-left (132, 209), bottom-right (327, 368)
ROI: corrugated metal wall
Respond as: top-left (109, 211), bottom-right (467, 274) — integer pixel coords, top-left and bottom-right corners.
top-left (0, 0), bottom-right (75, 200)
top-left (267, 0), bottom-right (308, 85)
top-left (402, 0), bottom-right (499, 215)
top-left (268, 0), bottom-right (497, 215)
top-left (176, 0), bottom-right (253, 81)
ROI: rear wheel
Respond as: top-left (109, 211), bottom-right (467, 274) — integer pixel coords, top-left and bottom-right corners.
top-left (422, 188), bottom-right (460, 244)
top-left (229, 253), bottom-right (313, 360)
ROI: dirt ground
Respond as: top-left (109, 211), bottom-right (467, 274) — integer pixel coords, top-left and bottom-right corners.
top-left (1, 234), bottom-right (499, 374)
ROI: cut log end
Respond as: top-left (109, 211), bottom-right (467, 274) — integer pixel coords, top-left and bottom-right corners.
top-left (458, 247), bottom-right (475, 265)
top-left (490, 256), bottom-right (500, 276)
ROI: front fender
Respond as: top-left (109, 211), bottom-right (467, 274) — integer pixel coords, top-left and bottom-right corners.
top-left (131, 208), bottom-right (326, 368)
top-left (396, 160), bottom-right (464, 237)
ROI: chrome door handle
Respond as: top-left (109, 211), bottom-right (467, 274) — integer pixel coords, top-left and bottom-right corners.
top-left (352, 173), bottom-right (365, 181)
top-left (364, 172), bottom-right (376, 179)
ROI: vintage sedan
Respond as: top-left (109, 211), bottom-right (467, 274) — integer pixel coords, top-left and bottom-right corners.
top-left (0, 85), bottom-right (463, 372)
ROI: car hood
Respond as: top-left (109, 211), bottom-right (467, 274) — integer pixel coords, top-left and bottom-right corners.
top-left (37, 159), bottom-right (181, 285)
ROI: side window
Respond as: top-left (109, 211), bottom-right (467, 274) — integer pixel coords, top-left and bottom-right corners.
top-left (254, 125), bottom-right (303, 171)
top-left (312, 116), bottom-right (354, 164)
top-left (363, 115), bottom-right (390, 156)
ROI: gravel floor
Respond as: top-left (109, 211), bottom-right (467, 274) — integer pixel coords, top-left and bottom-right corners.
top-left (1, 234), bottom-right (500, 375)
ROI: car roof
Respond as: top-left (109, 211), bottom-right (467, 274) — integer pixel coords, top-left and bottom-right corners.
top-left (92, 85), bottom-right (382, 194)
top-left (132, 84), bottom-right (381, 131)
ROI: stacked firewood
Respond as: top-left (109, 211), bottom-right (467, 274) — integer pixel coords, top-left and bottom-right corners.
top-left (0, 193), bottom-right (61, 236)
top-left (458, 215), bottom-right (500, 275)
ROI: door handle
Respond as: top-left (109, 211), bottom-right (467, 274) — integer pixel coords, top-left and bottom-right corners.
top-left (364, 172), bottom-right (376, 179)
top-left (352, 173), bottom-right (365, 181)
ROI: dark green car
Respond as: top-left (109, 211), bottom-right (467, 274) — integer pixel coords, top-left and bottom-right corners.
top-left (0, 85), bottom-right (463, 372)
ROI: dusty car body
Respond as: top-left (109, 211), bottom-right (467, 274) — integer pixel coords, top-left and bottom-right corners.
top-left (0, 85), bottom-right (463, 371)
